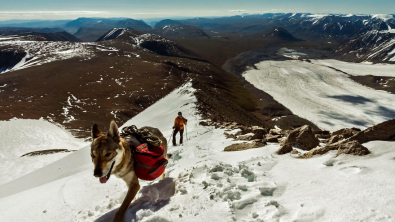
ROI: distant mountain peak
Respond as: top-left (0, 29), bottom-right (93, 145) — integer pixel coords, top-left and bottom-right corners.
top-left (155, 19), bottom-right (182, 28)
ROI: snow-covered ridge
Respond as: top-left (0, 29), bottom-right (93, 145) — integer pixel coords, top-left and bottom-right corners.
top-left (338, 30), bottom-right (395, 62)
top-left (0, 81), bottom-right (395, 221)
top-left (372, 14), bottom-right (394, 22)
top-left (0, 35), bottom-right (95, 73)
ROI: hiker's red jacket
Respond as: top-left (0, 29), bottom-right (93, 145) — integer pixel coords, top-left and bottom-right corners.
top-left (174, 117), bottom-right (187, 130)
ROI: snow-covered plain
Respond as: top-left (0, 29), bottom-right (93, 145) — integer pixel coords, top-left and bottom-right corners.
top-left (243, 60), bottom-right (395, 131)
top-left (0, 82), bottom-right (394, 222)
top-left (312, 59), bottom-right (395, 77)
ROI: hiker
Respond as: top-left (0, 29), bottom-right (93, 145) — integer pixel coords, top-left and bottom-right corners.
top-left (172, 111), bottom-right (187, 146)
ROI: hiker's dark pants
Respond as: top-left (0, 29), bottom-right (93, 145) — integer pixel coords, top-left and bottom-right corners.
top-left (173, 128), bottom-right (184, 145)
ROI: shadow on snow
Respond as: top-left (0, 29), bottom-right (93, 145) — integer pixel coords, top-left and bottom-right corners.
top-left (95, 177), bottom-right (176, 222)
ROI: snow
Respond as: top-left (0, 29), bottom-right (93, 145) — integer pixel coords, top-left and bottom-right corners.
top-left (0, 119), bottom-right (87, 186)
top-left (0, 82), bottom-right (395, 222)
top-left (311, 59), bottom-right (395, 77)
top-left (0, 36), bottom-right (94, 73)
top-left (243, 60), bottom-right (395, 131)
top-left (371, 14), bottom-right (394, 22)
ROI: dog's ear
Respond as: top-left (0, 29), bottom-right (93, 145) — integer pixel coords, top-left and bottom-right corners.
top-left (108, 120), bottom-right (120, 143)
top-left (91, 123), bottom-right (103, 139)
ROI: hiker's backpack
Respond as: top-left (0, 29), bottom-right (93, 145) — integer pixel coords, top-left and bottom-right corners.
top-left (121, 125), bottom-right (168, 181)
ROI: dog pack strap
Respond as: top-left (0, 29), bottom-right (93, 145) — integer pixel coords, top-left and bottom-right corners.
top-left (136, 162), bottom-right (153, 169)
top-left (136, 143), bottom-right (147, 152)
top-left (148, 159), bottom-right (168, 175)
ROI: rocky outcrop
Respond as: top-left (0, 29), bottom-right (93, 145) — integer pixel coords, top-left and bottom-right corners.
top-left (251, 127), bottom-right (268, 140)
top-left (332, 128), bottom-right (361, 140)
top-left (276, 144), bottom-right (293, 155)
top-left (282, 125), bottom-right (320, 151)
top-left (336, 141), bottom-right (370, 157)
top-left (300, 140), bottom-right (370, 158)
top-left (264, 134), bottom-right (282, 143)
top-left (347, 118), bottom-right (395, 143)
top-left (314, 130), bottom-right (331, 139)
top-left (224, 140), bottom-right (267, 152)
top-left (327, 135), bottom-right (340, 145)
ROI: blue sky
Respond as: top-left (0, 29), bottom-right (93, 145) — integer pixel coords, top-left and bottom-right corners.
top-left (0, 0), bottom-right (394, 21)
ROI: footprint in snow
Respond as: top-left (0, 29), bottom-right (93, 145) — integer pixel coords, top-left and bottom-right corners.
top-left (293, 207), bottom-right (325, 222)
top-left (339, 166), bottom-right (368, 174)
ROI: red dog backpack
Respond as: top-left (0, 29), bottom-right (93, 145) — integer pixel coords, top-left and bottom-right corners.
top-left (133, 143), bottom-right (168, 181)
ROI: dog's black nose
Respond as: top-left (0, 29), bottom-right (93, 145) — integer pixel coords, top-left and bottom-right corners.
top-left (94, 169), bottom-right (103, 177)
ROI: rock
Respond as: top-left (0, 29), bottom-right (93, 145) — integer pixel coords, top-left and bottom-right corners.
top-left (300, 140), bottom-right (370, 158)
top-left (314, 130), bottom-right (331, 139)
top-left (332, 128), bottom-right (360, 139)
top-left (291, 149), bottom-right (299, 154)
top-left (269, 128), bottom-right (283, 135)
top-left (224, 141), bottom-right (267, 152)
top-left (199, 121), bottom-right (209, 126)
top-left (236, 134), bottom-right (253, 141)
top-left (252, 139), bottom-right (267, 147)
top-left (276, 143), bottom-right (293, 155)
top-left (336, 140), bottom-right (370, 157)
top-left (237, 125), bottom-right (253, 135)
top-left (251, 127), bottom-right (267, 140)
top-left (299, 146), bottom-right (335, 158)
top-left (225, 133), bottom-right (236, 139)
top-left (327, 135), bottom-right (340, 145)
top-left (299, 118), bottom-right (395, 159)
top-left (348, 118), bottom-right (395, 143)
top-left (264, 134), bottom-right (282, 143)
top-left (283, 125), bottom-right (320, 151)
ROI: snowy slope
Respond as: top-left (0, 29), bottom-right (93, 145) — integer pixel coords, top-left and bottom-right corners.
top-left (0, 118), bottom-right (87, 185)
top-left (0, 35), bottom-right (94, 73)
top-left (0, 82), bottom-right (395, 222)
top-left (243, 60), bottom-right (395, 131)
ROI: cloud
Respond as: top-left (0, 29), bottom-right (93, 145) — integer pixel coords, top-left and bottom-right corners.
top-left (0, 11), bottom-right (110, 20)
top-left (0, 11), bottom-right (107, 16)
top-left (229, 10), bottom-right (247, 13)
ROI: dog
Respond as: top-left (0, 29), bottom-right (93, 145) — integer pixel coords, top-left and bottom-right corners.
top-left (90, 120), bottom-right (168, 222)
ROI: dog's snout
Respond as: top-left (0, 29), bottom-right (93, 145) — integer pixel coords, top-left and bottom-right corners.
top-left (94, 169), bottom-right (103, 177)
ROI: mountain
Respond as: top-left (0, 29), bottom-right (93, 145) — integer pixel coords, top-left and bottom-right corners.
top-left (116, 19), bottom-right (151, 31)
top-left (178, 13), bottom-right (395, 40)
top-left (154, 19), bottom-right (183, 28)
top-left (74, 27), bottom-right (113, 42)
top-left (150, 24), bottom-right (210, 39)
top-left (258, 27), bottom-right (301, 41)
top-left (337, 30), bottom-right (395, 63)
top-left (97, 28), bottom-right (200, 58)
top-left (63, 17), bottom-right (151, 34)
top-left (25, 32), bottom-right (82, 42)
top-left (0, 29), bottom-right (265, 138)
top-left (0, 84), bottom-right (394, 222)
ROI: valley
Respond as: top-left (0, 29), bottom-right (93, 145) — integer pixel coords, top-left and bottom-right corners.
top-left (0, 11), bottom-right (395, 222)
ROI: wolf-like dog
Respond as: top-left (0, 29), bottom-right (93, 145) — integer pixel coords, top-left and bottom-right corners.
top-left (90, 120), bottom-right (168, 222)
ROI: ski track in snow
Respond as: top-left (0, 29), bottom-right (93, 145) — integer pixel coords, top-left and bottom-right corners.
top-left (243, 60), bottom-right (395, 131)
top-left (0, 82), bottom-right (394, 222)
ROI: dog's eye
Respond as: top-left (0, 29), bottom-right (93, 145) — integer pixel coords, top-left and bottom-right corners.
top-left (91, 154), bottom-right (95, 158)
top-left (105, 153), bottom-right (111, 157)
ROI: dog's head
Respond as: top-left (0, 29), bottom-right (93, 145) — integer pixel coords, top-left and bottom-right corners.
top-left (90, 120), bottom-right (123, 184)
